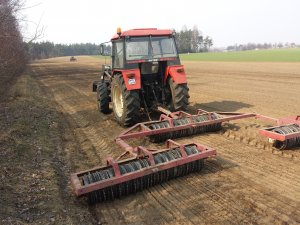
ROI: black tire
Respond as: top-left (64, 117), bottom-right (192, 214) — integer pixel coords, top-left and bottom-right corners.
top-left (168, 78), bottom-right (189, 111)
top-left (111, 74), bottom-right (140, 126)
top-left (97, 82), bottom-right (110, 114)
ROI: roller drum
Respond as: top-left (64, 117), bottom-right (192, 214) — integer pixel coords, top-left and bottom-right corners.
top-left (80, 145), bottom-right (205, 204)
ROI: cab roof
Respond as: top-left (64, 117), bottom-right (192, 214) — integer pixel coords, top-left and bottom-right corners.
top-left (111, 28), bottom-right (173, 40)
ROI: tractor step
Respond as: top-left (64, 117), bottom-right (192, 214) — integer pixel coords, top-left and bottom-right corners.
top-left (71, 141), bottom-right (216, 204)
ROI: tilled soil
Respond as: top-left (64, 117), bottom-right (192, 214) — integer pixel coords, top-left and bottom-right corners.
top-left (2, 56), bottom-right (299, 225)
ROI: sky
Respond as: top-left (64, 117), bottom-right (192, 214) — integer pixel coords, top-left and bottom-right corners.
top-left (23, 0), bottom-right (300, 47)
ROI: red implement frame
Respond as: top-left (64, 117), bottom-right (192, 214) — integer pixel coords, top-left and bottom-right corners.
top-left (117, 108), bottom-right (300, 144)
top-left (71, 108), bottom-right (300, 197)
top-left (257, 115), bottom-right (300, 141)
top-left (71, 140), bottom-right (216, 197)
top-left (117, 110), bottom-right (256, 141)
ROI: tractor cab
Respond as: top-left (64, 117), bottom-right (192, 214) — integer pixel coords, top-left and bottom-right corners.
top-left (95, 28), bottom-right (189, 127)
top-left (110, 28), bottom-right (180, 69)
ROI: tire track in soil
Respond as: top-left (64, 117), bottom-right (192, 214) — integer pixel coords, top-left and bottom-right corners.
top-left (186, 135), bottom-right (300, 224)
top-left (27, 68), bottom-right (101, 224)
top-left (33, 65), bottom-right (132, 224)
top-left (42, 78), bottom-right (120, 158)
top-left (153, 130), bottom-right (300, 224)
top-left (31, 58), bottom-right (300, 225)
top-left (196, 167), bottom-right (299, 224)
top-left (172, 163), bottom-right (299, 225)
top-left (158, 163), bottom-right (252, 225)
top-left (146, 159), bottom-right (248, 224)
top-left (195, 135), bottom-right (300, 199)
top-left (159, 180), bottom-right (248, 225)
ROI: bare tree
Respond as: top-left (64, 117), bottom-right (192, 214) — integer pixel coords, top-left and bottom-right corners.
top-left (0, 0), bottom-right (27, 98)
top-left (191, 25), bottom-right (201, 53)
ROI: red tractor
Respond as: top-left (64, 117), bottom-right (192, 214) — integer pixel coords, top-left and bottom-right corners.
top-left (93, 28), bottom-right (189, 126)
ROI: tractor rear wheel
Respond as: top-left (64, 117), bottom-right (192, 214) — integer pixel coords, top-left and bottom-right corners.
top-left (111, 74), bottom-right (140, 126)
top-left (168, 78), bottom-right (189, 111)
top-left (96, 82), bottom-right (110, 114)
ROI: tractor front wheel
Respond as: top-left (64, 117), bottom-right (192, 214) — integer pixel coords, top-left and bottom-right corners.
top-left (168, 78), bottom-right (189, 111)
top-left (111, 74), bottom-right (140, 126)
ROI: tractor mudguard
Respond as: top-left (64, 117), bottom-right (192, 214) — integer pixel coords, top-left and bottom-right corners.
top-left (164, 65), bottom-right (187, 84)
top-left (113, 69), bottom-right (141, 91)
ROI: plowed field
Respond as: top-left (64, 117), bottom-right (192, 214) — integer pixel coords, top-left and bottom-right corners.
top-left (1, 56), bottom-right (299, 225)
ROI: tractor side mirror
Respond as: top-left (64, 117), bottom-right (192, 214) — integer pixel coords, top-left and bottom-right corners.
top-left (100, 44), bottom-right (105, 55)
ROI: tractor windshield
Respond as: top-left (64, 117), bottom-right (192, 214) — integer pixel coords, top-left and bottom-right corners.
top-left (126, 36), bottom-right (177, 61)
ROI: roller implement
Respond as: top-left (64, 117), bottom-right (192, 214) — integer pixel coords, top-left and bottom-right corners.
top-left (71, 107), bottom-right (299, 204)
top-left (118, 109), bottom-right (300, 150)
top-left (258, 115), bottom-right (300, 150)
top-left (71, 139), bottom-right (216, 204)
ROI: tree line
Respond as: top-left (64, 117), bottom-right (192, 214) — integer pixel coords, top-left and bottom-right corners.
top-left (227, 42), bottom-right (298, 51)
top-left (27, 26), bottom-right (214, 60)
top-left (27, 42), bottom-right (101, 60)
top-left (175, 25), bottom-right (213, 53)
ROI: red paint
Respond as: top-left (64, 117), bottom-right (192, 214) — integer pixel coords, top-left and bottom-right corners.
top-left (112, 28), bottom-right (172, 40)
top-left (113, 69), bottom-right (141, 90)
top-left (256, 114), bottom-right (300, 141)
top-left (278, 115), bottom-right (300, 126)
top-left (164, 65), bottom-right (187, 84)
top-left (259, 128), bottom-right (300, 141)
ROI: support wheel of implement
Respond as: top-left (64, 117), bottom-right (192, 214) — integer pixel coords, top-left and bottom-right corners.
top-left (97, 82), bottom-right (110, 114)
top-left (168, 78), bottom-right (189, 111)
top-left (111, 74), bottom-right (140, 126)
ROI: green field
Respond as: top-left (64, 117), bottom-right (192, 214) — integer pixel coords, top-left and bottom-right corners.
top-left (93, 48), bottom-right (300, 62)
top-left (180, 48), bottom-right (300, 62)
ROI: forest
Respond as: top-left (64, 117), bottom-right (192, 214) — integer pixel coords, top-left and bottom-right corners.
top-left (27, 26), bottom-right (213, 60)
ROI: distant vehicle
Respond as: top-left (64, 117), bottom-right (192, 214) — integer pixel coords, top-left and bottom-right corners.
top-left (70, 56), bottom-right (77, 62)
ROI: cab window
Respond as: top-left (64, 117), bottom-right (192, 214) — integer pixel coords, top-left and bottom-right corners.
top-left (113, 41), bottom-right (124, 68)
